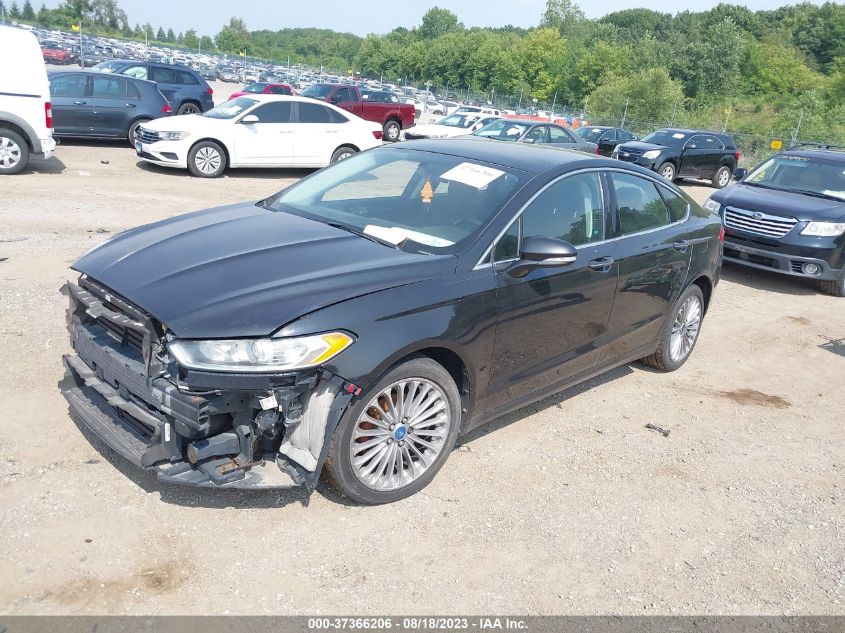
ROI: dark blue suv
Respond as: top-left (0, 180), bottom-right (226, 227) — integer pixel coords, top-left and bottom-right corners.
top-left (707, 145), bottom-right (845, 296)
top-left (92, 60), bottom-right (214, 115)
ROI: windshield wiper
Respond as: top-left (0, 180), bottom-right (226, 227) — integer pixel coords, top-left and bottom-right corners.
top-left (324, 222), bottom-right (401, 249)
top-left (742, 181), bottom-right (780, 190)
top-left (785, 189), bottom-right (845, 202)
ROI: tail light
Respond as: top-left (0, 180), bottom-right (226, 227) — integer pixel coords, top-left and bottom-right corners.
top-left (45, 102), bottom-right (53, 129)
top-left (162, 103), bottom-right (172, 114)
top-left (595, 146), bottom-right (600, 154)
top-left (372, 130), bottom-right (383, 140)
top-left (719, 226), bottom-right (725, 242)
top-left (735, 151), bottom-right (741, 162)
top-left (207, 87), bottom-right (214, 95)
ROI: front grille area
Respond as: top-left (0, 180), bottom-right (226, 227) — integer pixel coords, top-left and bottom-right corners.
top-left (615, 148), bottom-right (642, 162)
top-left (724, 207), bottom-right (798, 238)
top-left (723, 246), bottom-right (779, 269)
top-left (68, 279), bottom-right (150, 357)
top-left (135, 127), bottom-right (161, 144)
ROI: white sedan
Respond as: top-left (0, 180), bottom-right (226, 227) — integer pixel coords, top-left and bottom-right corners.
top-left (403, 113), bottom-right (500, 140)
top-left (134, 95), bottom-right (383, 178)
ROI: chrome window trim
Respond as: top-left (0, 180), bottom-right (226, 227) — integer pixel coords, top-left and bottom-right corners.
top-left (474, 167), bottom-right (689, 270)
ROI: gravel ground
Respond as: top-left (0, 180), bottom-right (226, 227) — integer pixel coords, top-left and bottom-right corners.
top-left (0, 138), bottom-right (842, 616)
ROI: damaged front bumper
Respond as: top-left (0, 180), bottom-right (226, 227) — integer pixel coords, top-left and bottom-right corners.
top-left (60, 278), bottom-right (354, 491)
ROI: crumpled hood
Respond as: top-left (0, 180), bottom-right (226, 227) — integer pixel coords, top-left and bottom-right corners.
top-left (617, 141), bottom-right (665, 153)
top-left (713, 183), bottom-right (845, 222)
top-left (72, 202), bottom-right (456, 338)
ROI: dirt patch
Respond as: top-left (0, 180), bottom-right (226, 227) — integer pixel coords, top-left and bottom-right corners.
top-left (786, 316), bottom-right (811, 325)
top-left (51, 560), bottom-right (190, 606)
top-left (717, 388), bottom-right (791, 409)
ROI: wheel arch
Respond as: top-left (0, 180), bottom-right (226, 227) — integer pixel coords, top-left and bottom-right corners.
top-left (690, 274), bottom-right (713, 314)
top-left (0, 116), bottom-right (36, 151)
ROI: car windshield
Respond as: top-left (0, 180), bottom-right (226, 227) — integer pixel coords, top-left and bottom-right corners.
top-left (473, 119), bottom-right (529, 141)
top-left (577, 127), bottom-right (607, 143)
top-left (243, 83), bottom-right (268, 93)
top-left (641, 130), bottom-right (689, 147)
top-left (300, 84), bottom-right (335, 99)
top-left (203, 97), bottom-right (257, 119)
top-left (267, 147), bottom-right (526, 254)
top-left (437, 114), bottom-right (482, 128)
top-left (744, 154), bottom-right (845, 200)
top-left (92, 61), bottom-right (125, 73)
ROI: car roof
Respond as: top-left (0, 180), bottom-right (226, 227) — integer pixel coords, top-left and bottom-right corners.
top-left (48, 69), bottom-right (157, 86)
top-left (781, 147), bottom-right (845, 161)
top-left (389, 138), bottom-right (617, 174)
top-left (658, 127), bottom-right (734, 138)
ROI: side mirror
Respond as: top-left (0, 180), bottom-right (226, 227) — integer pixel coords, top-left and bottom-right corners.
top-left (241, 114), bottom-right (259, 124)
top-left (507, 236), bottom-right (577, 278)
top-left (330, 94), bottom-right (342, 104)
top-left (733, 167), bottom-right (748, 180)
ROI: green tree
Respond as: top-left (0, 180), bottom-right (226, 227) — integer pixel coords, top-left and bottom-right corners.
top-left (9, 1), bottom-right (20, 18)
top-left (587, 67), bottom-right (685, 121)
top-left (166, 27), bottom-right (175, 41)
top-left (512, 28), bottom-right (567, 101)
top-left (573, 42), bottom-right (629, 96)
top-left (21, 0), bottom-right (34, 20)
top-left (744, 40), bottom-right (825, 98)
top-left (418, 7), bottom-right (461, 39)
top-left (183, 29), bottom-right (198, 49)
top-left (156, 26), bottom-right (165, 40)
top-left (681, 18), bottom-right (747, 99)
top-left (199, 35), bottom-right (214, 51)
top-left (540, 0), bottom-right (584, 37)
top-left (215, 17), bottom-right (250, 54)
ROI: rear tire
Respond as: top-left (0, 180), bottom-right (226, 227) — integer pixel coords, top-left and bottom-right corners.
top-left (330, 146), bottom-right (357, 164)
top-left (640, 284), bottom-right (705, 372)
top-left (657, 161), bottom-right (676, 182)
top-left (0, 128), bottom-right (29, 175)
top-left (127, 118), bottom-right (150, 146)
top-left (383, 120), bottom-right (401, 143)
top-left (177, 102), bottom-right (200, 116)
top-left (325, 357), bottom-right (462, 505)
top-left (818, 271), bottom-right (845, 297)
top-left (712, 165), bottom-right (732, 189)
top-left (187, 140), bottom-right (227, 178)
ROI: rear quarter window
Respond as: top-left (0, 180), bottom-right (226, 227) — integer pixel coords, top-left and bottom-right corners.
top-left (177, 70), bottom-right (199, 85)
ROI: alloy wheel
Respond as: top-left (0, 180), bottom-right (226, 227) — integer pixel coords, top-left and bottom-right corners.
top-left (0, 136), bottom-right (22, 170)
top-left (349, 378), bottom-right (451, 491)
top-left (669, 295), bottom-right (702, 362)
top-left (718, 168), bottom-right (730, 187)
top-left (661, 164), bottom-right (675, 180)
top-left (181, 104), bottom-right (199, 115)
top-left (195, 147), bottom-right (221, 175)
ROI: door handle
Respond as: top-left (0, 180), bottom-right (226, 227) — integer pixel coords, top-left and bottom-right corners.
top-left (672, 240), bottom-right (690, 251)
top-left (124, 103), bottom-right (136, 107)
top-left (325, 129), bottom-right (339, 134)
top-left (588, 256), bottom-right (615, 271)
top-left (73, 100), bottom-right (87, 105)
top-left (278, 130), bottom-right (294, 134)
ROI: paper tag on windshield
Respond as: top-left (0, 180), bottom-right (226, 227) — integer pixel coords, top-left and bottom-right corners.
top-left (441, 162), bottom-right (504, 189)
top-left (672, 133), bottom-right (686, 139)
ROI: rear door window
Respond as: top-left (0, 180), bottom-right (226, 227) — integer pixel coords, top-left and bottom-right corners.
top-left (150, 67), bottom-right (176, 83)
top-left (51, 74), bottom-right (87, 97)
top-left (659, 187), bottom-right (690, 223)
top-left (548, 126), bottom-right (576, 144)
top-left (91, 76), bottom-right (128, 98)
top-left (176, 70), bottom-right (199, 85)
top-left (611, 173), bottom-right (671, 235)
top-left (297, 102), bottom-right (333, 123)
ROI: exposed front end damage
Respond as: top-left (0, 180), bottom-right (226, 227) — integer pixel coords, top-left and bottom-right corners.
top-left (59, 276), bottom-right (354, 491)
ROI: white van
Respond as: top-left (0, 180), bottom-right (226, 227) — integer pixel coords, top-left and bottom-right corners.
top-left (0, 24), bottom-right (56, 174)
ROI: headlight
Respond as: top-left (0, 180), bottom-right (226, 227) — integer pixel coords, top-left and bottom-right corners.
top-left (703, 199), bottom-right (722, 213)
top-left (158, 131), bottom-right (189, 141)
top-left (800, 222), bottom-right (845, 237)
top-left (642, 150), bottom-right (661, 160)
top-left (168, 332), bottom-right (354, 373)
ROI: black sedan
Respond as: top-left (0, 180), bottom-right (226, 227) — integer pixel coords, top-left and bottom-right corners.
top-left (576, 125), bottom-right (638, 156)
top-left (60, 140), bottom-right (722, 504)
top-left (49, 71), bottom-right (172, 145)
top-left (472, 118), bottom-right (598, 153)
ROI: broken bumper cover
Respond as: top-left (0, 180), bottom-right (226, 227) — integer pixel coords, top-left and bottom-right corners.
top-left (60, 279), bottom-right (355, 491)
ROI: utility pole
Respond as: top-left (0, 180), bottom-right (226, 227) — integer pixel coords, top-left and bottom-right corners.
top-left (78, 19), bottom-right (84, 68)
top-left (518, 88), bottom-right (523, 109)
top-left (550, 92), bottom-right (557, 120)
top-left (621, 98), bottom-right (629, 128)
top-left (670, 101), bottom-right (677, 126)
top-left (791, 110), bottom-right (804, 145)
top-left (722, 106), bottom-right (731, 133)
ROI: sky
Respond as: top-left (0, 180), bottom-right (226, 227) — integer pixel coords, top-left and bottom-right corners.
top-left (38, 0), bottom-right (825, 37)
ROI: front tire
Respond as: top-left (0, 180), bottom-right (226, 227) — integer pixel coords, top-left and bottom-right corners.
top-left (818, 271), bottom-right (845, 297)
top-left (325, 357), bottom-right (461, 505)
top-left (383, 119), bottom-right (401, 143)
top-left (712, 165), bottom-right (732, 189)
top-left (640, 284), bottom-right (705, 372)
top-left (657, 161), bottom-right (676, 182)
top-left (330, 146), bottom-right (357, 164)
top-left (0, 129), bottom-right (29, 175)
top-left (187, 140), bottom-right (227, 178)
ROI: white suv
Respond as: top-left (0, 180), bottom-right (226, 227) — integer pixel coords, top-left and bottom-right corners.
top-left (0, 25), bottom-right (56, 175)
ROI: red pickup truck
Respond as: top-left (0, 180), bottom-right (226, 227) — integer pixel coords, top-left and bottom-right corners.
top-left (300, 84), bottom-right (414, 142)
